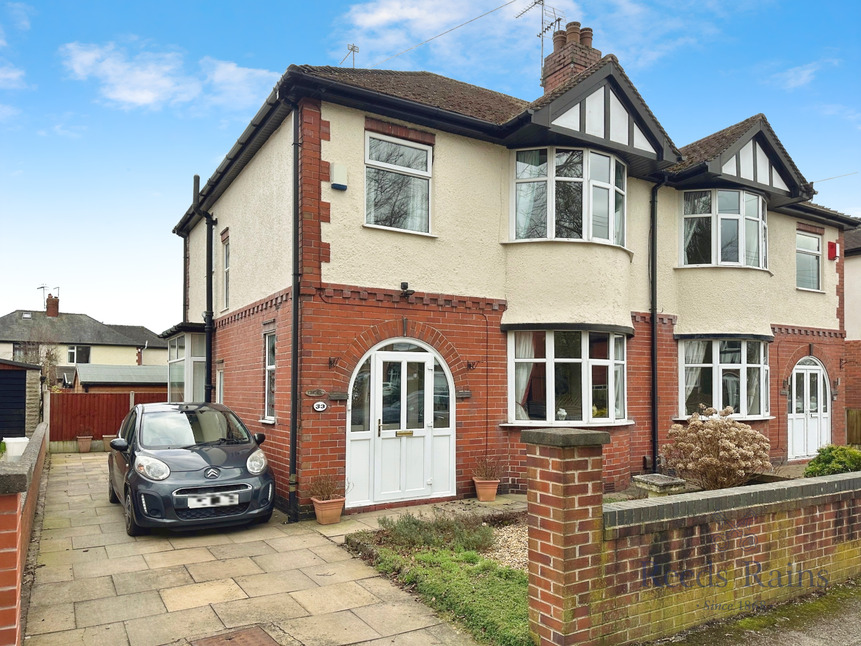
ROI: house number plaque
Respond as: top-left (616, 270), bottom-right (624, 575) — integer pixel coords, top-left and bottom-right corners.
top-left (312, 401), bottom-right (328, 412)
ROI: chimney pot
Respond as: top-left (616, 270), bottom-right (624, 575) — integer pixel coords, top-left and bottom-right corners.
top-left (46, 294), bottom-right (59, 318)
top-left (580, 27), bottom-right (593, 48)
top-left (552, 30), bottom-right (567, 53)
top-left (565, 21), bottom-right (581, 44)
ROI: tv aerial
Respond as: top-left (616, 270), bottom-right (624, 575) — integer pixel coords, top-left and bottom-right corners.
top-left (516, 0), bottom-right (565, 82)
top-left (340, 44), bottom-right (360, 68)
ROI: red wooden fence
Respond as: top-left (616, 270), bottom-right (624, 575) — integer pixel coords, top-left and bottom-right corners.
top-left (49, 392), bottom-right (165, 441)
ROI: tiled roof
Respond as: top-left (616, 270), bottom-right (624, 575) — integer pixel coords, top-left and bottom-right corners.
top-left (0, 310), bottom-right (164, 348)
top-left (107, 324), bottom-right (168, 349)
top-left (845, 224), bottom-right (861, 252)
top-left (668, 113), bottom-right (807, 185)
top-left (295, 66), bottom-right (530, 125)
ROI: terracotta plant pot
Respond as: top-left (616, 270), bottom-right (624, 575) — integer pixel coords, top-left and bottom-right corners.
top-left (76, 435), bottom-right (93, 454)
top-left (473, 477), bottom-right (500, 502)
top-left (101, 435), bottom-right (118, 452)
top-left (311, 496), bottom-right (345, 525)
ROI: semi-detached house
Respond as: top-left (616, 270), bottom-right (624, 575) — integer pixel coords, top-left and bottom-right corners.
top-left (164, 24), bottom-right (857, 519)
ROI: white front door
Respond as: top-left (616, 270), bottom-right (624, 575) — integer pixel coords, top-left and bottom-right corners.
top-left (346, 340), bottom-right (455, 508)
top-left (788, 358), bottom-right (831, 460)
top-left (373, 352), bottom-right (433, 502)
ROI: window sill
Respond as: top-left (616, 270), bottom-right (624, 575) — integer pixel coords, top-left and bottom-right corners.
top-left (259, 418), bottom-right (276, 425)
top-left (672, 415), bottom-right (775, 423)
top-left (674, 264), bottom-right (773, 277)
top-left (500, 420), bottom-right (635, 429)
top-left (501, 238), bottom-right (633, 259)
top-left (363, 223), bottom-right (437, 238)
top-left (796, 287), bottom-right (825, 294)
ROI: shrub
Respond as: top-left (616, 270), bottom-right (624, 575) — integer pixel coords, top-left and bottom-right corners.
top-left (662, 406), bottom-right (772, 490)
top-left (803, 445), bottom-right (861, 477)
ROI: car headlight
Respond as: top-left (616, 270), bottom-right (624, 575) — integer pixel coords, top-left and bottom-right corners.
top-left (247, 449), bottom-right (268, 475)
top-left (134, 455), bottom-right (170, 481)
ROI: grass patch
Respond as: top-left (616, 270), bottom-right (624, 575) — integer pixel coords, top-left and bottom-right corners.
top-left (347, 512), bottom-right (530, 646)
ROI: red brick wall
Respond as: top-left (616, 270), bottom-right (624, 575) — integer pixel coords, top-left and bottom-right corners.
top-left (846, 340), bottom-right (861, 410)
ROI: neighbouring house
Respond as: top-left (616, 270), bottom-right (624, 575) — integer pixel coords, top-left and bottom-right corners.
top-left (0, 358), bottom-right (41, 438)
top-left (0, 295), bottom-right (168, 387)
top-left (845, 227), bottom-right (861, 429)
top-left (164, 22), bottom-right (858, 518)
top-left (70, 364), bottom-right (168, 395)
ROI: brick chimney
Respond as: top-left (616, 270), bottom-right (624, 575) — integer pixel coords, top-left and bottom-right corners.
top-left (46, 294), bottom-right (59, 317)
top-left (541, 21), bottom-right (603, 95)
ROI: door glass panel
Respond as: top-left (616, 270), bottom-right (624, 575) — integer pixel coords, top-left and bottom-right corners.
top-left (406, 362), bottom-right (425, 429)
top-left (794, 372), bottom-right (804, 414)
top-left (822, 374), bottom-right (829, 413)
top-left (381, 361), bottom-right (401, 429)
top-left (350, 359), bottom-right (371, 432)
top-left (808, 372), bottom-right (818, 413)
top-left (433, 362), bottom-right (450, 428)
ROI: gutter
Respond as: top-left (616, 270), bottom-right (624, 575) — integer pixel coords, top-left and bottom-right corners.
top-left (286, 100), bottom-right (301, 523)
top-left (192, 175), bottom-right (215, 403)
top-left (649, 174), bottom-right (668, 473)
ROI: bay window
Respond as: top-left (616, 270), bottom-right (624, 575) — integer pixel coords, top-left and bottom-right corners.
top-left (509, 330), bottom-right (626, 424)
top-left (365, 133), bottom-right (432, 233)
top-left (681, 339), bottom-right (769, 417)
top-left (682, 189), bottom-right (767, 268)
top-left (514, 148), bottom-right (626, 245)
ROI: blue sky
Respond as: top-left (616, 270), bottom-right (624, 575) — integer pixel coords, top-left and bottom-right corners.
top-left (1, 0), bottom-right (859, 334)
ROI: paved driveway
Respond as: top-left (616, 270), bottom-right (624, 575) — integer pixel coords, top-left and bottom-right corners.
top-left (25, 453), bottom-right (480, 646)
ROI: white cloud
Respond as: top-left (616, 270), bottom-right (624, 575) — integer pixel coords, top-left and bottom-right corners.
top-left (818, 103), bottom-right (861, 131)
top-left (199, 57), bottom-right (280, 109)
top-left (0, 102), bottom-right (19, 120)
top-left (6, 2), bottom-right (34, 30)
top-left (770, 59), bottom-right (840, 90)
top-left (0, 61), bottom-right (24, 88)
top-left (59, 41), bottom-right (278, 113)
top-left (60, 42), bottom-right (201, 109)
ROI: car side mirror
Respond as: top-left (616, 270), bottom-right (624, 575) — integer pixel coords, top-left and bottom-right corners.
top-left (253, 433), bottom-right (266, 446)
top-left (110, 438), bottom-right (129, 452)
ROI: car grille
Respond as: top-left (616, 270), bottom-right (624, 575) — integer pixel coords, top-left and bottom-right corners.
top-left (176, 502), bottom-right (249, 520)
top-left (173, 483), bottom-right (251, 497)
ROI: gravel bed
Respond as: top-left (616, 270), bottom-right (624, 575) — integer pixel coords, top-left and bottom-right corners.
top-left (485, 519), bottom-right (528, 572)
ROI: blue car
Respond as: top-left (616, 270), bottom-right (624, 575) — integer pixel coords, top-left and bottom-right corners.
top-left (108, 402), bottom-right (275, 536)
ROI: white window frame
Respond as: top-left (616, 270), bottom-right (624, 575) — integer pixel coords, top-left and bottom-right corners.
top-left (167, 333), bottom-right (206, 403)
top-left (264, 333), bottom-right (276, 420)
top-left (364, 132), bottom-right (432, 234)
top-left (67, 345), bottom-right (90, 364)
top-left (679, 339), bottom-right (770, 418)
top-left (511, 147), bottom-right (627, 246)
top-left (680, 189), bottom-right (768, 269)
top-left (507, 330), bottom-right (627, 425)
top-left (222, 239), bottom-right (230, 309)
top-left (796, 232), bottom-right (821, 291)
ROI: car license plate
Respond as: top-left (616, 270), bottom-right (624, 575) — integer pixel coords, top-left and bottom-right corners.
top-left (188, 493), bottom-right (239, 508)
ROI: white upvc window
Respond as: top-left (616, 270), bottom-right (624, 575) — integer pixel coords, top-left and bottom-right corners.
top-left (264, 333), bottom-right (276, 419)
top-left (796, 232), bottom-right (821, 291)
top-left (680, 339), bottom-right (770, 417)
top-left (508, 330), bottom-right (627, 424)
top-left (365, 132), bottom-right (432, 233)
top-left (513, 148), bottom-right (626, 245)
top-left (67, 345), bottom-right (90, 364)
top-left (222, 240), bottom-right (230, 309)
top-left (167, 333), bottom-right (205, 403)
top-left (681, 189), bottom-right (768, 268)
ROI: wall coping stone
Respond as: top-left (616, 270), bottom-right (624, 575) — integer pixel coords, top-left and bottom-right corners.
top-left (521, 427), bottom-right (611, 447)
top-left (0, 423), bottom-right (46, 494)
top-left (603, 471), bottom-right (861, 535)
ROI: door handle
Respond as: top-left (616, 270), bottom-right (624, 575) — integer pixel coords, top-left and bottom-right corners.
top-left (377, 420), bottom-right (382, 437)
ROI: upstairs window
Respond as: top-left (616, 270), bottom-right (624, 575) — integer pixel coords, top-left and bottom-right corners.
top-left (796, 232), bottom-right (821, 291)
top-left (514, 148), bottom-right (626, 246)
top-left (67, 345), bottom-right (90, 364)
top-left (222, 239), bottom-right (230, 309)
top-left (682, 189), bottom-right (768, 268)
top-left (365, 133), bottom-right (432, 234)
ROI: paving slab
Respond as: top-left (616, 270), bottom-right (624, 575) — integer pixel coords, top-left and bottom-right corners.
top-left (234, 570), bottom-right (319, 598)
top-left (112, 565), bottom-right (195, 595)
top-left (187, 556), bottom-right (265, 582)
top-left (160, 579), bottom-right (248, 611)
top-left (277, 609), bottom-right (382, 645)
top-left (207, 540), bottom-right (276, 560)
top-left (125, 606), bottom-right (226, 646)
top-left (29, 575), bottom-right (117, 606)
top-left (143, 546), bottom-right (216, 569)
top-left (290, 581), bottom-right (380, 616)
top-left (23, 622), bottom-right (129, 645)
top-left (75, 590), bottom-right (167, 628)
top-left (213, 592), bottom-right (309, 628)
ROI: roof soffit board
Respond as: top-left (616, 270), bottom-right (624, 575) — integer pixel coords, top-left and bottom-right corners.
top-left (530, 65), bottom-right (675, 164)
top-left (705, 122), bottom-right (809, 199)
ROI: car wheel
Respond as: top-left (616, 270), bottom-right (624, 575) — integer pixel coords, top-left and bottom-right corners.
top-left (124, 491), bottom-right (145, 537)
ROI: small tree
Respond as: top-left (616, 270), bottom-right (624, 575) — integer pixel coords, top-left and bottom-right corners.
top-left (662, 406), bottom-right (772, 490)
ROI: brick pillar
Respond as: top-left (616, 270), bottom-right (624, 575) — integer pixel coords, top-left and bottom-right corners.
top-left (521, 428), bottom-right (609, 646)
top-left (0, 493), bottom-right (22, 646)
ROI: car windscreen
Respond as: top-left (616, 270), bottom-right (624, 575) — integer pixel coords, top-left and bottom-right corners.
top-left (140, 408), bottom-right (252, 449)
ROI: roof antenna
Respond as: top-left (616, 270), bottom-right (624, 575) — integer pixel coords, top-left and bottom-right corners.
top-left (339, 44), bottom-right (360, 68)
top-left (516, 0), bottom-right (564, 83)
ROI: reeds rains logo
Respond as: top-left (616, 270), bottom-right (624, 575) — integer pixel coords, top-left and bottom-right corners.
top-left (639, 510), bottom-right (829, 590)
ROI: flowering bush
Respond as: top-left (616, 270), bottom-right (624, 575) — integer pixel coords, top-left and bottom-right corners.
top-left (662, 406), bottom-right (772, 490)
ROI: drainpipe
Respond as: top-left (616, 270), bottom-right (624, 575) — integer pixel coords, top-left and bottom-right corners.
top-left (288, 104), bottom-right (301, 523)
top-left (650, 174), bottom-right (668, 473)
top-left (192, 175), bottom-right (215, 403)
